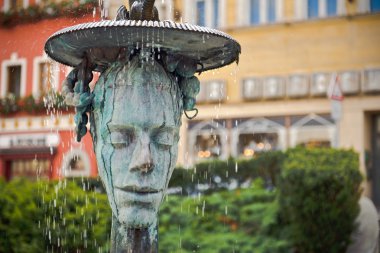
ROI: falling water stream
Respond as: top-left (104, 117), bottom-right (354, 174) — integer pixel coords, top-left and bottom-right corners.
top-left (37, 0), bottom-right (242, 251)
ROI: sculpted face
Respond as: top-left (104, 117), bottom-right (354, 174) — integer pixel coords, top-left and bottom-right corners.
top-left (91, 57), bottom-right (183, 227)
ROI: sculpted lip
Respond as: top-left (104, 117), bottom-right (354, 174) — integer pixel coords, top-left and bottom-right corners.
top-left (115, 186), bottom-right (162, 194)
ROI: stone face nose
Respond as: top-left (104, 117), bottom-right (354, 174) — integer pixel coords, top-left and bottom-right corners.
top-left (129, 134), bottom-right (154, 173)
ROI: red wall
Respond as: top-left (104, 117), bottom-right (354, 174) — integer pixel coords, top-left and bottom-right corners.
top-left (0, 15), bottom-right (97, 93)
top-left (51, 130), bottom-right (98, 179)
top-left (1, 15), bottom-right (100, 180)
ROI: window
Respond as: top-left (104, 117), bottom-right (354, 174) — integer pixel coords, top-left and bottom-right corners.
top-left (68, 156), bottom-right (86, 172)
top-left (311, 73), bottom-right (331, 96)
top-left (208, 80), bottom-right (226, 101)
top-left (10, 159), bottom-right (50, 180)
top-left (10, 0), bottom-right (23, 11)
top-left (33, 56), bottom-right (59, 98)
top-left (371, 0), bottom-right (380, 12)
top-left (196, 0), bottom-right (206, 26)
top-left (263, 77), bottom-right (285, 99)
top-left (267, 0), bottom-right (277, 23)
top-left (296, 0), bottom-right (342, 20)
top-left (38, 62), bottom-right (52, 95)
top-left (250, 0), bottom-right (279, 25)
top-left (187, 0), bottom-right (224, 28)
top-left (307, 0), bottom-right (319, 18)
top-left (213, 0), bottom-right (219, 27)
top-left (363, 69), bottom-right (380, 93)
top-left (62, 149), bottom-right (91, 177)
top-left (327, 0), bottom-right (337, 16)
top-left (238, 0), bottom-right (282, 26)
top-left (188, 120), bottom-right (228, 164)
top-left (3, 0), bottom-right (25, 12)
top-left (250, 0), bottom-right (260, 25)
top-left (231, 118), bottom-right (286, 157)
top-left (339, 71), bottom-right (360, 95)
top-left (290, 114), bottom-right (336, 147)
top-left (239, 132), bottom-right (278, 157)
top-left (242, 78), bottom-right (263, 100)
top-left (197, 83), bottom-right (208, 102)
top-left (7, 65), bottom-right (21, 98)
top-left (195, 133), bottom-right (222, 158)
top-left (287, 74), bottom-right (309, 98)
top-left (198, 80), bottom-right (226, 103)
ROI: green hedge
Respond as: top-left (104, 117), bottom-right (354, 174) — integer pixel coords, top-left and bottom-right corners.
top-left (278, 148), bottom-right (363, 253)
top-left (0, 179), bottom-right (111, 253)
top-left (159, 178), bottom-right (290, 253)
top-left (169, 151), bottom-right (285, 194)
top-left (0, 148), bottom-right (363, 253)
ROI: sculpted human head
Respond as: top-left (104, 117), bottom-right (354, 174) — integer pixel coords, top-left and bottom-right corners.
top-left (90, 55), bottom-right (183, 227)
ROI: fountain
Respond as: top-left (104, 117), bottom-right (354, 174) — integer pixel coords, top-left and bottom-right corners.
top-left (44, 0), bottom-right (240, 252)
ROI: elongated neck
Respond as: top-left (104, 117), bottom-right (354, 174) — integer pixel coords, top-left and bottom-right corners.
top-left (111, 216), bottom-right (158, 253)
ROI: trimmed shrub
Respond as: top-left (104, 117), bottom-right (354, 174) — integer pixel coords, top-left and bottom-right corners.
top-left (159, 179), bottom-right (290, 253)
top-left (0, 179), bottom-right (111, 253)
top-left (169, 151), bottom-right (285, 194)
top-left (278, 147), bottom-right (363, 253)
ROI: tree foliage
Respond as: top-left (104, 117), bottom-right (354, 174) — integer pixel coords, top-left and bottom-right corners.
top-left (0, 148), bottom-right (363, 253)
top-left (0, 178), bottom-right (111, 253)
top-left (278, 148), bottom-right (363, 253)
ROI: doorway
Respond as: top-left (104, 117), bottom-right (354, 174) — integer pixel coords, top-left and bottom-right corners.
top-left (372, 114), bottom-right (380, 209)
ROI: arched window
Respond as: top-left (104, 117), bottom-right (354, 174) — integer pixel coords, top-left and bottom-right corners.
top-left (231, 118), bottom-right (286, 157)
top-left (290, 114), bottom-right (336, 148)
top-left (61, 149), bottom-right (91, 177)
top-left (188, 120), bottom-right (228, 164)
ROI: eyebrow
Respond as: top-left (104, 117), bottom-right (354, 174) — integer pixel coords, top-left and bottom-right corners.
top-left (106, 123), bottom-right (177, 132)
top-left (107, 123), bottom-right (135, 132)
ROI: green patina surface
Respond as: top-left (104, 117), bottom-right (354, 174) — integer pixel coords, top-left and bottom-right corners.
top-left (62, 49), bottom-right (200, 252)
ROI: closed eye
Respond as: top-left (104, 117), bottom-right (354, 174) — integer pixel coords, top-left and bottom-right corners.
top-left (153, 129), bottom-right (175, 149)
top-left (109, 130), bottom-right (134, 149)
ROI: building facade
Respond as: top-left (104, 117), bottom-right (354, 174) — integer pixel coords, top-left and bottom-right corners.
top-left (0, 0), bottom-right (178, 181)
top-left (0, 0), bottom-right (379, 206)
top-left (176, 0), bottom-right (380, 207)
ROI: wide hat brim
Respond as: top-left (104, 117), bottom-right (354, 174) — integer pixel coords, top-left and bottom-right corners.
top-left (44, 20), bottom-right (241, 72)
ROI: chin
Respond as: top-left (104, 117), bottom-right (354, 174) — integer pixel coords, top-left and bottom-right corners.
top-left (116, 206), bottom-right (158, 228)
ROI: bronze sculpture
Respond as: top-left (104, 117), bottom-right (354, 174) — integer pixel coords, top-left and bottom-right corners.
top-left (45, 0), bottom-right (240, 251)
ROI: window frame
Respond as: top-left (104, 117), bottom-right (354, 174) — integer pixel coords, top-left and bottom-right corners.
top-left (1, 53), bottom-right (27, 98)
top-left (287, 74), bottom-right (310, 98)
top-left (231, 118), bottom-right (286, 157)
top-left (290, 114), bottom-right (337, 147)
top-left (339, 70), bottom-right (361, 95)
top-left (310, 72), bottom-right (331, 97)
top-left (184, 0), bottom-right (226, 28)
top-left (198, 80), bottom-right (227, 103)
top-left (3, 0), bottom-right (28, 12)
top-left (187, 120), bottom-right (229, 164)
top-left (237, 0), bottom-right (284, 27)
top-left (295, 0), bottom-right (346, 20)
top-left (362, 68), bottom-right (380, 93)
top-left (370, 0), bottom-right (380, 12)
top-left (262, 76), bottom-right (286, 99)
top-left (241, 77), bottom-right (263, 100)
top-left (33, 55), bottom-right (59, 98)
top-left (61, 149), bottom-right (91, 177)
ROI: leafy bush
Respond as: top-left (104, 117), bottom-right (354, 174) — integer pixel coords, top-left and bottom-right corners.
top-left (169, 151), bottom-right (285, 194)
top-left (0, 179), bottom-right (111, 253)
top-left (159, 179), bottom-right (290, 253)
top-left (278, 148), bottom-right (363, 253)
top-left (0, 148), bottom-right (363, 253)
